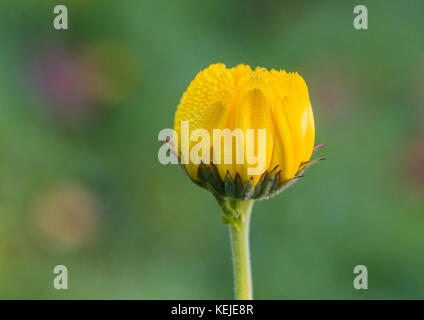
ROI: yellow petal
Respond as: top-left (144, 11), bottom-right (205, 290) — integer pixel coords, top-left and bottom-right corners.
top-left (174, 63), bottom-right (234, 179)
top-left (266, 70), bottom-right (315, 180)
top-left (237, 86), bottom-right (274, 184)
top-left (289, 73), bottom-right (315, 167)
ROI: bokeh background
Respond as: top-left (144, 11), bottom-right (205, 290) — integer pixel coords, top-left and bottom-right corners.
top-left (1, 0), bottom-right (423, 299)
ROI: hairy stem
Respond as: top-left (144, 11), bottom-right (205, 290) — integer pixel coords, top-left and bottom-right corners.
top-left (229, 200), bottom-right (254, 300)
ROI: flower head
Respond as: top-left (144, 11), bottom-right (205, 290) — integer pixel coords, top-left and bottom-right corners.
top-left (173, 63), bottom-right (322, 201)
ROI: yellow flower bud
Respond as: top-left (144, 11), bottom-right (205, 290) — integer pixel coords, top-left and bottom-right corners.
top-left (173, 63), bottom-right (321, 201)
top-left (171, 64), bottom-right (324, 298)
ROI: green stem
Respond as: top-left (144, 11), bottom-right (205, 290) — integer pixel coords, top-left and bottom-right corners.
top-left (229, 200), bottom-right (254, 300)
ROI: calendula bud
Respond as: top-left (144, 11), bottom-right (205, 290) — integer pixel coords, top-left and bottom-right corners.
top-left (173, 63), bottom-right (323, 204)
top-left (170, 63), bottom-right (325, 299)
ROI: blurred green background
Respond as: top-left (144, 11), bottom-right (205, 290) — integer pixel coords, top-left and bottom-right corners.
top-left (1, 0), bottom-right (424, 299)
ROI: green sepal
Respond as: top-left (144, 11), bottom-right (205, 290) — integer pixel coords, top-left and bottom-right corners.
top-left (209, 163), bottom-right (225, 194)
top-left (251, 171), bottom-right (268, 199)
top-left (269, 170), bottom-right (282, 194)
top-left (176, 142), bottom-right (325, 202)
top-left (224, 171), bottom-right (240, 199)
top-left (234, 173), bottom-right (244, 197)
top-left (266, 174), bottom-right (303, 199)
top-left (253, 166), bottom-right (279, 200)
top-left (197, 162), bottom-right (225, 195)
top-left (241, 178), bottom-right (255, 200)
